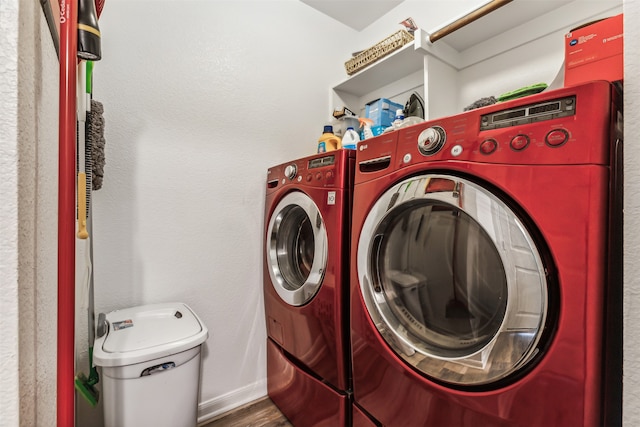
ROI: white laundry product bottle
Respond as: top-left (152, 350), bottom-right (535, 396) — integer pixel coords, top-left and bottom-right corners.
top-left (342, 127), bottom-right (360, 150)
top-left (392, 109), bottom-right (405, 129)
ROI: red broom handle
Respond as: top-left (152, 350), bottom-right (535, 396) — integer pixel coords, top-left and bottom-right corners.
top-left (58, 0), bottom-right (77, 425)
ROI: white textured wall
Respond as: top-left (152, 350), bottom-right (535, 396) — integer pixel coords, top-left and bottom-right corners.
top-left (1, 0), bottom-right (59, 426)
top-left (30, 8), bottom-right (60, 426)
top-left (624, 0), bottom-right (640, 424)
top-left (89, 1), bottom-right (355, 423)
top-left (0, 1), bottom-right (21, 424)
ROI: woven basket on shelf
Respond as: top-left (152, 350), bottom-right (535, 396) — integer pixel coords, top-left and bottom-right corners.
top-left (345, 30), bottom-right (415, 76)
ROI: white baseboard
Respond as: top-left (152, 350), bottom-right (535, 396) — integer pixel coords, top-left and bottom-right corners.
top-left (197, 379), bottom-right (268, 425)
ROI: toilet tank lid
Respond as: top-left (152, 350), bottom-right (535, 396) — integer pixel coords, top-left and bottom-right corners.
top-left (93, 302), bottom-right (208, 367)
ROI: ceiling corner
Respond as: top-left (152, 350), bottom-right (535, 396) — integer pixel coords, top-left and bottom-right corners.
top-left (300, 0), bottom-right (405, 31)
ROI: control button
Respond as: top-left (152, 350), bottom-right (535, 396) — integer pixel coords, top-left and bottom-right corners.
top-left (306, 174), bottom-right (312, 182)
top-left (451, 145), bottom-right (463, 156)
top-left (403, 153), bottom-right (412, 164)
top-left (545, 129), bottom-right (569, 147)
top-left (297, 176), bottom-right (302, 182)
top-left (284, 164), bottom-right (297, 180)
top-left (316, 172), bottom-right (322, 181)
top-left (325, 170), bottom-right (334, 180)
top-left (479, 139), bottom-right (498, 155)
top-left (510, 134), bottom-right (529, 151)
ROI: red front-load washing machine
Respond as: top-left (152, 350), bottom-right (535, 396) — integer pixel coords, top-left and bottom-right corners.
top-left (350, 81), bottom-right (622, 426)
top-left (264, 149), bottom-right (355, 426)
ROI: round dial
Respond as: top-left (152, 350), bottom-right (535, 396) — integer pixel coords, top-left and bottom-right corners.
top-left (284, 164), bottom-right (297, 180)
top-left (418, 126), bottom-right (446, 156)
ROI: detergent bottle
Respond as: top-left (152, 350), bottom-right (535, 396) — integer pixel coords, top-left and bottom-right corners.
top-left (317, 125), bottom-right (342, 153)
top-left (392, 109), bottom-right (405, 129)
top-left (342, 127), bottom-right (360, 150)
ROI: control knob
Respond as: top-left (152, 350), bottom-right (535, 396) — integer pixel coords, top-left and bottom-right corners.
top-left (284, 164), bottom-right (297, 180)
top-left (418, 126), bottom-right (446, 156)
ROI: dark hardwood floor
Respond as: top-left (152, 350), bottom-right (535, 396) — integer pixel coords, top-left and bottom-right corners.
top-left (201, 396), bottom-right (292, 427)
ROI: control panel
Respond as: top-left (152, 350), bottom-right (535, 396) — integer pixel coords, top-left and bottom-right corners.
top-left (308, 155), bottom-right (335, 169)
top-left (480, 95), bottom-right (576, 131)
top-left (347, 84), bottom-right (616, 187)
top-left (361, 82), bottom-right (615, 171)
top-left (266, 151), bottom-right (354, 192)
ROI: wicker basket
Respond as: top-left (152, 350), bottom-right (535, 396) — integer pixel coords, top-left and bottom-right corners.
top-left (345, 30), bottom-right (415, 76)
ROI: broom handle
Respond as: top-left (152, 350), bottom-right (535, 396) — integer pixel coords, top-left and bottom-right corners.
top-left (77, 61), bottom-right (89, 239)
top-left (77, 174), bottom-right (89, 239)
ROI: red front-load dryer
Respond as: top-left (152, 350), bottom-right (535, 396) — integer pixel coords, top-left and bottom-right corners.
top-left (264, 149), bottom-right (355, 426)
top-left (350, 81), bottom-right (622, 426)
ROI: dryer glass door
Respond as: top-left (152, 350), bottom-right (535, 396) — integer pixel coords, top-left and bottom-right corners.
top-left (267, 191), bottom-right (328, 306)
top-left (357, 174), bottom-right (549, 387)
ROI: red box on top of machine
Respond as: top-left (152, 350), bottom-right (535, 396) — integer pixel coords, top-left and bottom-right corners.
top-left (564, 13), bottom-right (623, 87)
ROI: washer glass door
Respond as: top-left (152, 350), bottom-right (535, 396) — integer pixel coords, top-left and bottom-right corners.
top-left (267, 191), bottom-right (328, 306)
top-left (357, 174), bottom-right (549, 386)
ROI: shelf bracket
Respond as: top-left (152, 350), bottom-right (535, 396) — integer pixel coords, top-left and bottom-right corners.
top-left (413, 28), bottom-right (462, 71)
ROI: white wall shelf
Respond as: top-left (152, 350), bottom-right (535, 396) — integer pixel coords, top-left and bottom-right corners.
top-left (333, 41), bottom-right (423, 97)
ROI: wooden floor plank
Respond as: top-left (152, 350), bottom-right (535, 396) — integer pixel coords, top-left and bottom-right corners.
top-left (201, 397), bottom-right (292, 427)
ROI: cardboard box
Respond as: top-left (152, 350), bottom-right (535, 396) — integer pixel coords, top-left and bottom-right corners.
top-left (365, 98), bottom-right (404, 128)
top-left (564, 14), bottom-right (623, 87)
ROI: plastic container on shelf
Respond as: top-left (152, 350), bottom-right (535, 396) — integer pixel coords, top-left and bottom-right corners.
top-left (365, 98), bottom-right (405, 128)
top-left (317, 125), bottom-right (342, 153)
top-left (333, 115), bottom-right (360, 137)
top-left (342, 127), bottom-right (360, 150)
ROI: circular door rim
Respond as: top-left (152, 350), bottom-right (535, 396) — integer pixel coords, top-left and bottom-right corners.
top-left (267, 191), bottom-right (328, 306)
top-left (357, 173), bottom-right (549, 387)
